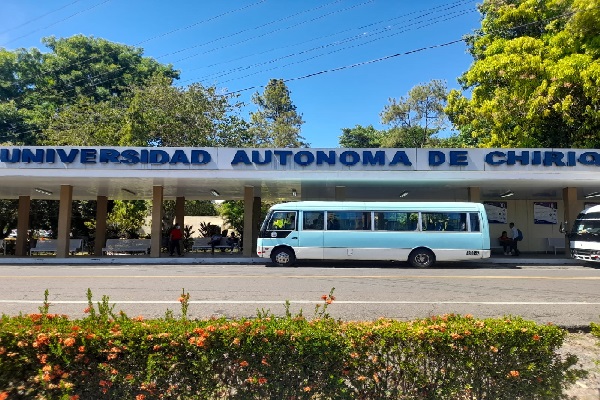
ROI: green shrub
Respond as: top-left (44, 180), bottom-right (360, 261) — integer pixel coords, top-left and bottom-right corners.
top-left (0, 290), bottom-right (586, 399)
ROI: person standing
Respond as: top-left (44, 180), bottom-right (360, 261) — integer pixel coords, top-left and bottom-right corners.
top-left (169, 224), bottom-right (183, 256)
top-left (509, 222), bottom-right (520, 256)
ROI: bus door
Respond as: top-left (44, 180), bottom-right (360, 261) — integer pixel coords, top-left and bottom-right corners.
top-left (299, 211), bottom-right (325, 260)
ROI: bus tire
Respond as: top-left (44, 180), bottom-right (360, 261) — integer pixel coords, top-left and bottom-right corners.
top-left (270, 247), bottom-right (296, 267)
top-left (408, 248), bottom-right (435, 268)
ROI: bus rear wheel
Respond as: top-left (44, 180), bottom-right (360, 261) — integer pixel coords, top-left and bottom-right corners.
top-left (271, 247), bottom-right (296, 267)
top-left (408, 248), bottom-right (435, 268)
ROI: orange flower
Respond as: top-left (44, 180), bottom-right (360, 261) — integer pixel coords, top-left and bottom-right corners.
top-left (239, 360), bottom-right (249, 367)
top-left (136, 395), bottom-right (146, 400)
top-left (258, 377), bottom-right (267, 385)
top-left (1, 392), bottom-right (9, 400)
top-left (532, 334), bottom-right (540, 341)
top-left (508, 370), bottom-right (520, 378)
top-left (232, 338), bottom-right (241, 346)
top-left (69, 395), bottom-right (80, 400)
top-left (63, 337), bottom-right (76, 347)
top-left (303, 386), bottom-right (311, 392)
top-left (321, 294), bottom-right (328, 300)
top-left (83, 307), bottom-right (91, 313)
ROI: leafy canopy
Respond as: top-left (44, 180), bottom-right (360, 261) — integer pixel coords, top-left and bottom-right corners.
top-left (446, 0), bottom-right (600, 148)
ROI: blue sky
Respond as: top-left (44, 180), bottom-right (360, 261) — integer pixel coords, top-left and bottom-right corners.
top-left (0, 0), bottom-right (482, 148)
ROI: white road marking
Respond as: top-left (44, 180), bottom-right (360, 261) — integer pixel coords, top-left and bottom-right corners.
top-left (1, 300), bottom-right (600, 305)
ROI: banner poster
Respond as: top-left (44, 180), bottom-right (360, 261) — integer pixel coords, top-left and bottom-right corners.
top-left (534, 202), bottom-right (558, 224)
top-left (483, 201), bottom-right (507, 224)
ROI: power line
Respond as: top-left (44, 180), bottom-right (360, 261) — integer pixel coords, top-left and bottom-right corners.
top-left (0, 0), bottom-right (112, 46)
top-left (191, 1), bottom-right (474, 85)
top-left (226, 39), bottom-right (465, 95)
top-left (0, 0), bottom-right (82, 36)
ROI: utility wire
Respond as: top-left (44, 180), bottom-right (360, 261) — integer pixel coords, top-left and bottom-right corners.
top-left (4, 2), bottom-right (586, 139)
top-left (0, 0), bottom-right (112, 46)
top-left (0, 0), bottom-right (82, 36)
top-left (192, 1), bottom-right (474, 85)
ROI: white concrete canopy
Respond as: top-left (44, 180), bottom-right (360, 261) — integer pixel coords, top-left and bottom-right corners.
top-left (1, 147), bottom-right (599, 201)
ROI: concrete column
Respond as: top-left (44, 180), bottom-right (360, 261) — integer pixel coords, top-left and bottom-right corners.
top-left (563, 187), bottom-right (578, 256)
top-left (335, 186), bottom-right (346, 201)
top-left (252, 196), bottom-right (261, 255)
top-left (175, 196), bottom-right (185, 227)
top-left (175, 196), bottom-right (185, 254)
top-left (468, 187), bottom-right (481, 203)
top-left (56, 185), bottom-right (73, 258)
top-left (243, 186), bottom-right (255, 257)
top-left (94, 196), bottom-right (108, 256)
top-left (15, 196), bottom-right (30, 256)
top-left (151, 186), bottom-right (164, 258)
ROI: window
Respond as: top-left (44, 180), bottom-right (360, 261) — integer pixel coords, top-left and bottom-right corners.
top-left (303, 211), bottom-right (325, 230)
top-left (267, 211), bottom-right (297, 230)
top-left (327, 211), bottom-right (370, 230)
top-left (469, 213), bottom-right (481, 232)
top-left (374, 212), bottom-right (418, 231)
top-left (422, 212), bottom-right (468, 232)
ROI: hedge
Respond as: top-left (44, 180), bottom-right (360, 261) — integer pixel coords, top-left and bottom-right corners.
top-left (0, 289), bottom-right (587, 399)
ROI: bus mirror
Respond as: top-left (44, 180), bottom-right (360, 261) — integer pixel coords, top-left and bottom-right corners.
top-left (559, 222), bottom-right (567, 233)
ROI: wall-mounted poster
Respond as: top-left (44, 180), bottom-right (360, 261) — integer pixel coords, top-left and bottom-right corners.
top-left (534, 202), bottom-right (557, 224)
top-left (483, 201), bottom-right (507, 224)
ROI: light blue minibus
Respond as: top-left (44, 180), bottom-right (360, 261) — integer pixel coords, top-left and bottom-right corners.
top-left (257, 201), bottom-right (490, 267)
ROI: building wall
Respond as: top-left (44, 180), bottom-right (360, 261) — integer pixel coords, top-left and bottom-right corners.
top-left (141, 216), bottom-right (233, 237)
top-left (487, 199), bottom-right (584, 253)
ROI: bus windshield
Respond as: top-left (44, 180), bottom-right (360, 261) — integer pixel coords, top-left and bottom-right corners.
top-left (572, 212), bottom-right (600, 237)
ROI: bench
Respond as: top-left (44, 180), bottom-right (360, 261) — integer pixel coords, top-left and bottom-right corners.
top-left (30, 239), bottom-right (83, 255)
top-left (491, 238), bottom-right (510, 253)
top-left (546, 237), bottom-right (566, 255)
top-left (191, 237), bottom-right (237, 252)
top-left (102, 239), bottom-right (151, 255)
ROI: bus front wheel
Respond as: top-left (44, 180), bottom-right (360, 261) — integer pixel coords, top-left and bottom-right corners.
top-left (408, 248), bottom-right (435, 268)
top-left (270, 247), bottom-right (296, 267)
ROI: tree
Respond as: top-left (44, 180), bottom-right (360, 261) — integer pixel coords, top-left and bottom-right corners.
top-left (249, 79), bottom-right (307, 147)
top-left (338, 125), bottom-right (382, 148)
top-left (0, 35), bottom-right (179, 145)
top-left (380, 80), bottom-right (449, 148)
top-left (122, 76), bottom-right (250, 147)
top-left (446, 0), bottom-right (600, 148)
top-left (106, 200), bottom-right (149, 239)
top-left (43, 96), bottom-right (128, 145)
top-left (217, 200), bottom-right (271, 241)
top-left (185, 200), bottom-right (218, 216)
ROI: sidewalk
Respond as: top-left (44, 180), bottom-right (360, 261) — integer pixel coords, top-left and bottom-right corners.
top-left (0, 252), bottom-right (583, 265)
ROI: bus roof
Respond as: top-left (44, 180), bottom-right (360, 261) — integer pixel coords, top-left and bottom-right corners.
top-left (268, 201), bottom-right (485, 212)
top-left (580, 204), bottom-right (600, 215)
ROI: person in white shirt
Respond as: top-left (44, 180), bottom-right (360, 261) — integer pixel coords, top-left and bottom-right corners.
top-left (509, 222), bottom-right (520, 256)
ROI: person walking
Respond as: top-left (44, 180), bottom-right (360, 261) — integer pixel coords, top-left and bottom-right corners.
top-left (169, 224), bottom-right (183, 256)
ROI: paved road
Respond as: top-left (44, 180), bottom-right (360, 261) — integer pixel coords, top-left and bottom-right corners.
top-left (0, 262), bottom-right (599, 326)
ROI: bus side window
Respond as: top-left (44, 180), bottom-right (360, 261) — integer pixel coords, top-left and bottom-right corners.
top-left (469, 213), bottom-right (480, 232)
top-left (303, 211), bottom-right (324, 230)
